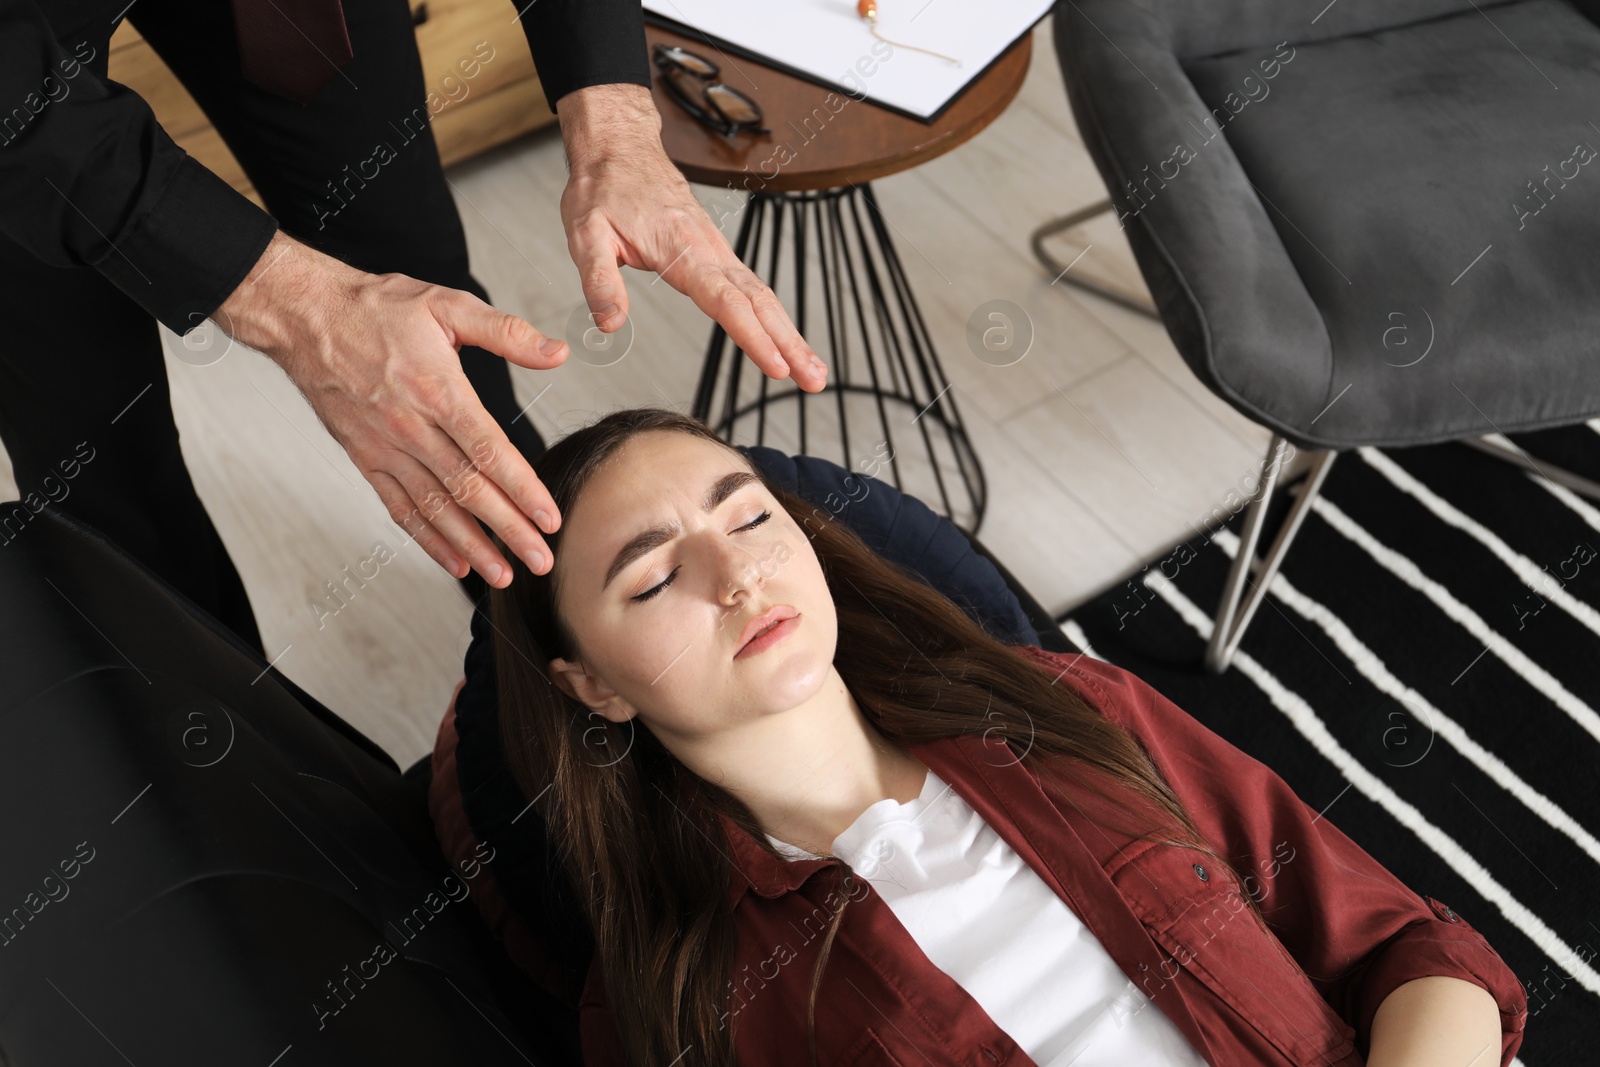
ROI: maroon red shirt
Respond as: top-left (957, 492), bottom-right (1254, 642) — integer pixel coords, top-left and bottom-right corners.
top-left (579, 644), bottom-right (1527, 1065)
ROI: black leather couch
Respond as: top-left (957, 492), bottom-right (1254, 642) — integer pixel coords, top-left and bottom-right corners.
top-left (0, 503), bottom-right (567, 1065)
top-left (0, 456), bottom-right (1071, 1064)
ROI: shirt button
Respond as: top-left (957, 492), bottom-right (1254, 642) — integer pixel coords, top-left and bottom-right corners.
top-left (980, 1047), bottom-right (1000, 1063)
top-left (1443, 907), bottom-right (1459, 922)
top-left (1193, 863), bottom-right (1209, 882)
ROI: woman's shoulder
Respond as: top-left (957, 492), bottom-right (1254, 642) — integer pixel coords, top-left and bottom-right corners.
top-left (1008, 644), bottom-right (1148, 726)
top-left (1005, 644), bottom-right (1228, 781)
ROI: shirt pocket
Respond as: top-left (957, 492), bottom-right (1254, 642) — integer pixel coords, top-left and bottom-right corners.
top-left (1110, 841), bottom-right (1356, 1066)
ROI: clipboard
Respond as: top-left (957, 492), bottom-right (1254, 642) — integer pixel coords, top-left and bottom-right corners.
top-left (642, 0), bottom-right (1052, 125)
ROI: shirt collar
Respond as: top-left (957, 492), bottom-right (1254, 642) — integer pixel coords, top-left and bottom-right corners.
top-left (719, 733), bottom-right (1000, 910)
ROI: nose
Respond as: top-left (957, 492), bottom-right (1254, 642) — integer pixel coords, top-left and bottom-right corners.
top-left (717, 540), bottom-right (767, 607)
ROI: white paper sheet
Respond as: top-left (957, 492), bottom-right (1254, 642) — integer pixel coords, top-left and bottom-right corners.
top-left (642, 0), bottom-right (1053, 121)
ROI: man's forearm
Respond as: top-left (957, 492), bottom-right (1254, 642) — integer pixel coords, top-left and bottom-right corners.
top-left (555, 83), bottom-right (663, 176)
top-left (1366, 976), bottom-right (1504, 1067)
top-left (0, 0), bottom-right (278, 334)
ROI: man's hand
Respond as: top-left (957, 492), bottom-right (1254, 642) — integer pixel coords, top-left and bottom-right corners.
top-left (217, 230), bottom-right (568, 587)
top-left (555, 83), bottom-right (828, 390)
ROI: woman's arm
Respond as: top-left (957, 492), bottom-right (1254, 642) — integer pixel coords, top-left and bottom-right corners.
top-left (1013, 646), bottom-right (1528, 1063)
top-left (1367, 976), bottom-right (1504, 1067)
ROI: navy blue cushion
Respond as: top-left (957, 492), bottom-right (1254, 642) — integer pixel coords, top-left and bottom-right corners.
top-left (450, 445), bottom-right (1042, 994)
top-left (738, 444), bottom-right (1040, 647)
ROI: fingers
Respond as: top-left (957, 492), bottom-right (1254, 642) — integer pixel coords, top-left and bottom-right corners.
top-left (381, 435), bottom-right (550, 587)
top-left (442, 293), bottom-right (569, 370)
top-left (728, 264), bottom-right (828, 389)
top-left (373, 387), bottom-right (560, 585)
top-left (431, 420), bottom-right (556, 583)
top-left (431, 400), bottom-right (565, 575)
top-left (574, 237), bottom-right (630, 333)
top-left (367, 467), bottom-right (470, 580)
top-left (681, 252), bottom-right (828, 393)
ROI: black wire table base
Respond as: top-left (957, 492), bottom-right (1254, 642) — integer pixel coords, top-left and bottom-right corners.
top-left (690, 183), bottom-right (988, 538)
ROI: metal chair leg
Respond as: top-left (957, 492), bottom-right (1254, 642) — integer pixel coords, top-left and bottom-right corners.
top-left (1463, 434), bottom-right (1600, 501)
top-left (1204, 430), bottom-right (1600, 671)
top-left (1029, 200), bottom-right (1161, 319)
top-left (1049, 426), bottom-right (1598, 673)
top-left (1204, 437), bottom-right (1338, 674)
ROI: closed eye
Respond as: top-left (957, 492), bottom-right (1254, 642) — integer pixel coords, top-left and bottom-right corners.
top-left (630, 509), bottom-right (773, 603)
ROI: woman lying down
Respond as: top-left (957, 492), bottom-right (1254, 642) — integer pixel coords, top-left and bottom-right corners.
top-left (483, 406), bottom-right (1526, 1067)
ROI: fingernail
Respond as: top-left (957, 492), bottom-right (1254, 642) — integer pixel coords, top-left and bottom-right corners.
top-left (530, 551), bottom-right (547, 573)
top-left (486, 562), bottom-right (505, 584)
top-left (535, 508), bottom-right (553, 533)
top-left (595, 302), bottom-right (618, 323)
top-left (539, 338), bottom-right (565, 357)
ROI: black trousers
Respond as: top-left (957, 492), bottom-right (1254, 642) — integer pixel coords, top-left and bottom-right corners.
top-left (0, 0), bottom-right (540, 656)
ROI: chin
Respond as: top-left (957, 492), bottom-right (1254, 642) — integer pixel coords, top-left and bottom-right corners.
top-left (750, 637), bottom-right (834, 707)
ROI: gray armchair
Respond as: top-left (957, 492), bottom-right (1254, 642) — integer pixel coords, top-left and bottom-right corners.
top-left (1033, 0), bottom-right (1600, 671)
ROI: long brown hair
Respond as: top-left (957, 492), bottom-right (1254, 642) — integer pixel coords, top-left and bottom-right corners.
top-left (486, 407), bottom-right (1258, 1066)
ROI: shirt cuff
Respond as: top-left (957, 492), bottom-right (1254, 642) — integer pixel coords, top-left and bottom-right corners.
top-left (541, 67), bottom-right (656, 116)
top-left (93, 153), bottom-right (279, 337)
top-left (517, 0), bottom-right (653, 115)
top-left (1353, 897), bottom-right (1528, 1059)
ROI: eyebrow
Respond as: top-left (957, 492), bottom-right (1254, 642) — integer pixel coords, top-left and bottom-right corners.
top-left (601, 469), bottom-right (762, 592)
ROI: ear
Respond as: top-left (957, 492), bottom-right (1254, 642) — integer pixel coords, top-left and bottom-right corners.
top-left (549, 657), bottom-right (636, 724)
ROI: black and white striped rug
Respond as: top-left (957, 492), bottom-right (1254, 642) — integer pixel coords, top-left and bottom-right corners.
top-left (1056, 424), bottom-right (1600, 1063)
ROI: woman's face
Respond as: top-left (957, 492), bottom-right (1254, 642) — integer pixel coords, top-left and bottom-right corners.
top-left (547, 431), bottom-right (839, 747)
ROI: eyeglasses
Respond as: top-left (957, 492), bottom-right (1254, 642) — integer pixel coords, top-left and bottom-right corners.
top-left (652, 43), bottom-right (769, 139)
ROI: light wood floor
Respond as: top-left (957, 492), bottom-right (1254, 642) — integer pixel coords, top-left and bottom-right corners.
top-left (0, 15), bottom-right (1277, 769)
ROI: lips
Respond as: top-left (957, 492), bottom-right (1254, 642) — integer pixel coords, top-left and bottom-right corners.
top-left (736, 604), bottom-right (799, 655)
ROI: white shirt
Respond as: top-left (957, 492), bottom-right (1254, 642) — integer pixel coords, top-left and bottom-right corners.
top-left (767, 767), bottom-right (1209, 1067)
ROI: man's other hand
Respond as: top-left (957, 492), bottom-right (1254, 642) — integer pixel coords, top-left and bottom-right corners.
top-left (555, 83), bottom-right (828, 391)
top-left (217, 229), bottom-right (567, 588)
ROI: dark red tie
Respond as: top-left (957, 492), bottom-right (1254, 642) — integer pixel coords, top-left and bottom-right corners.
top-left (230, 0), bottom-right (355, 107)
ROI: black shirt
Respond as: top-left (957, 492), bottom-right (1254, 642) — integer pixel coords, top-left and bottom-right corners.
top-left (0, 0), bottom-right (652, 336)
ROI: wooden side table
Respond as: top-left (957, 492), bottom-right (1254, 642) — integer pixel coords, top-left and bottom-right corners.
top-left (644, 21), bottom-right (1033, 538)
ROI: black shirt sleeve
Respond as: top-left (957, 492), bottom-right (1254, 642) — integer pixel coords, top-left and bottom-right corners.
top-left (0, 0), bottom-right (278, 336)
top-left (514, 0), bottom-right (653, 114)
